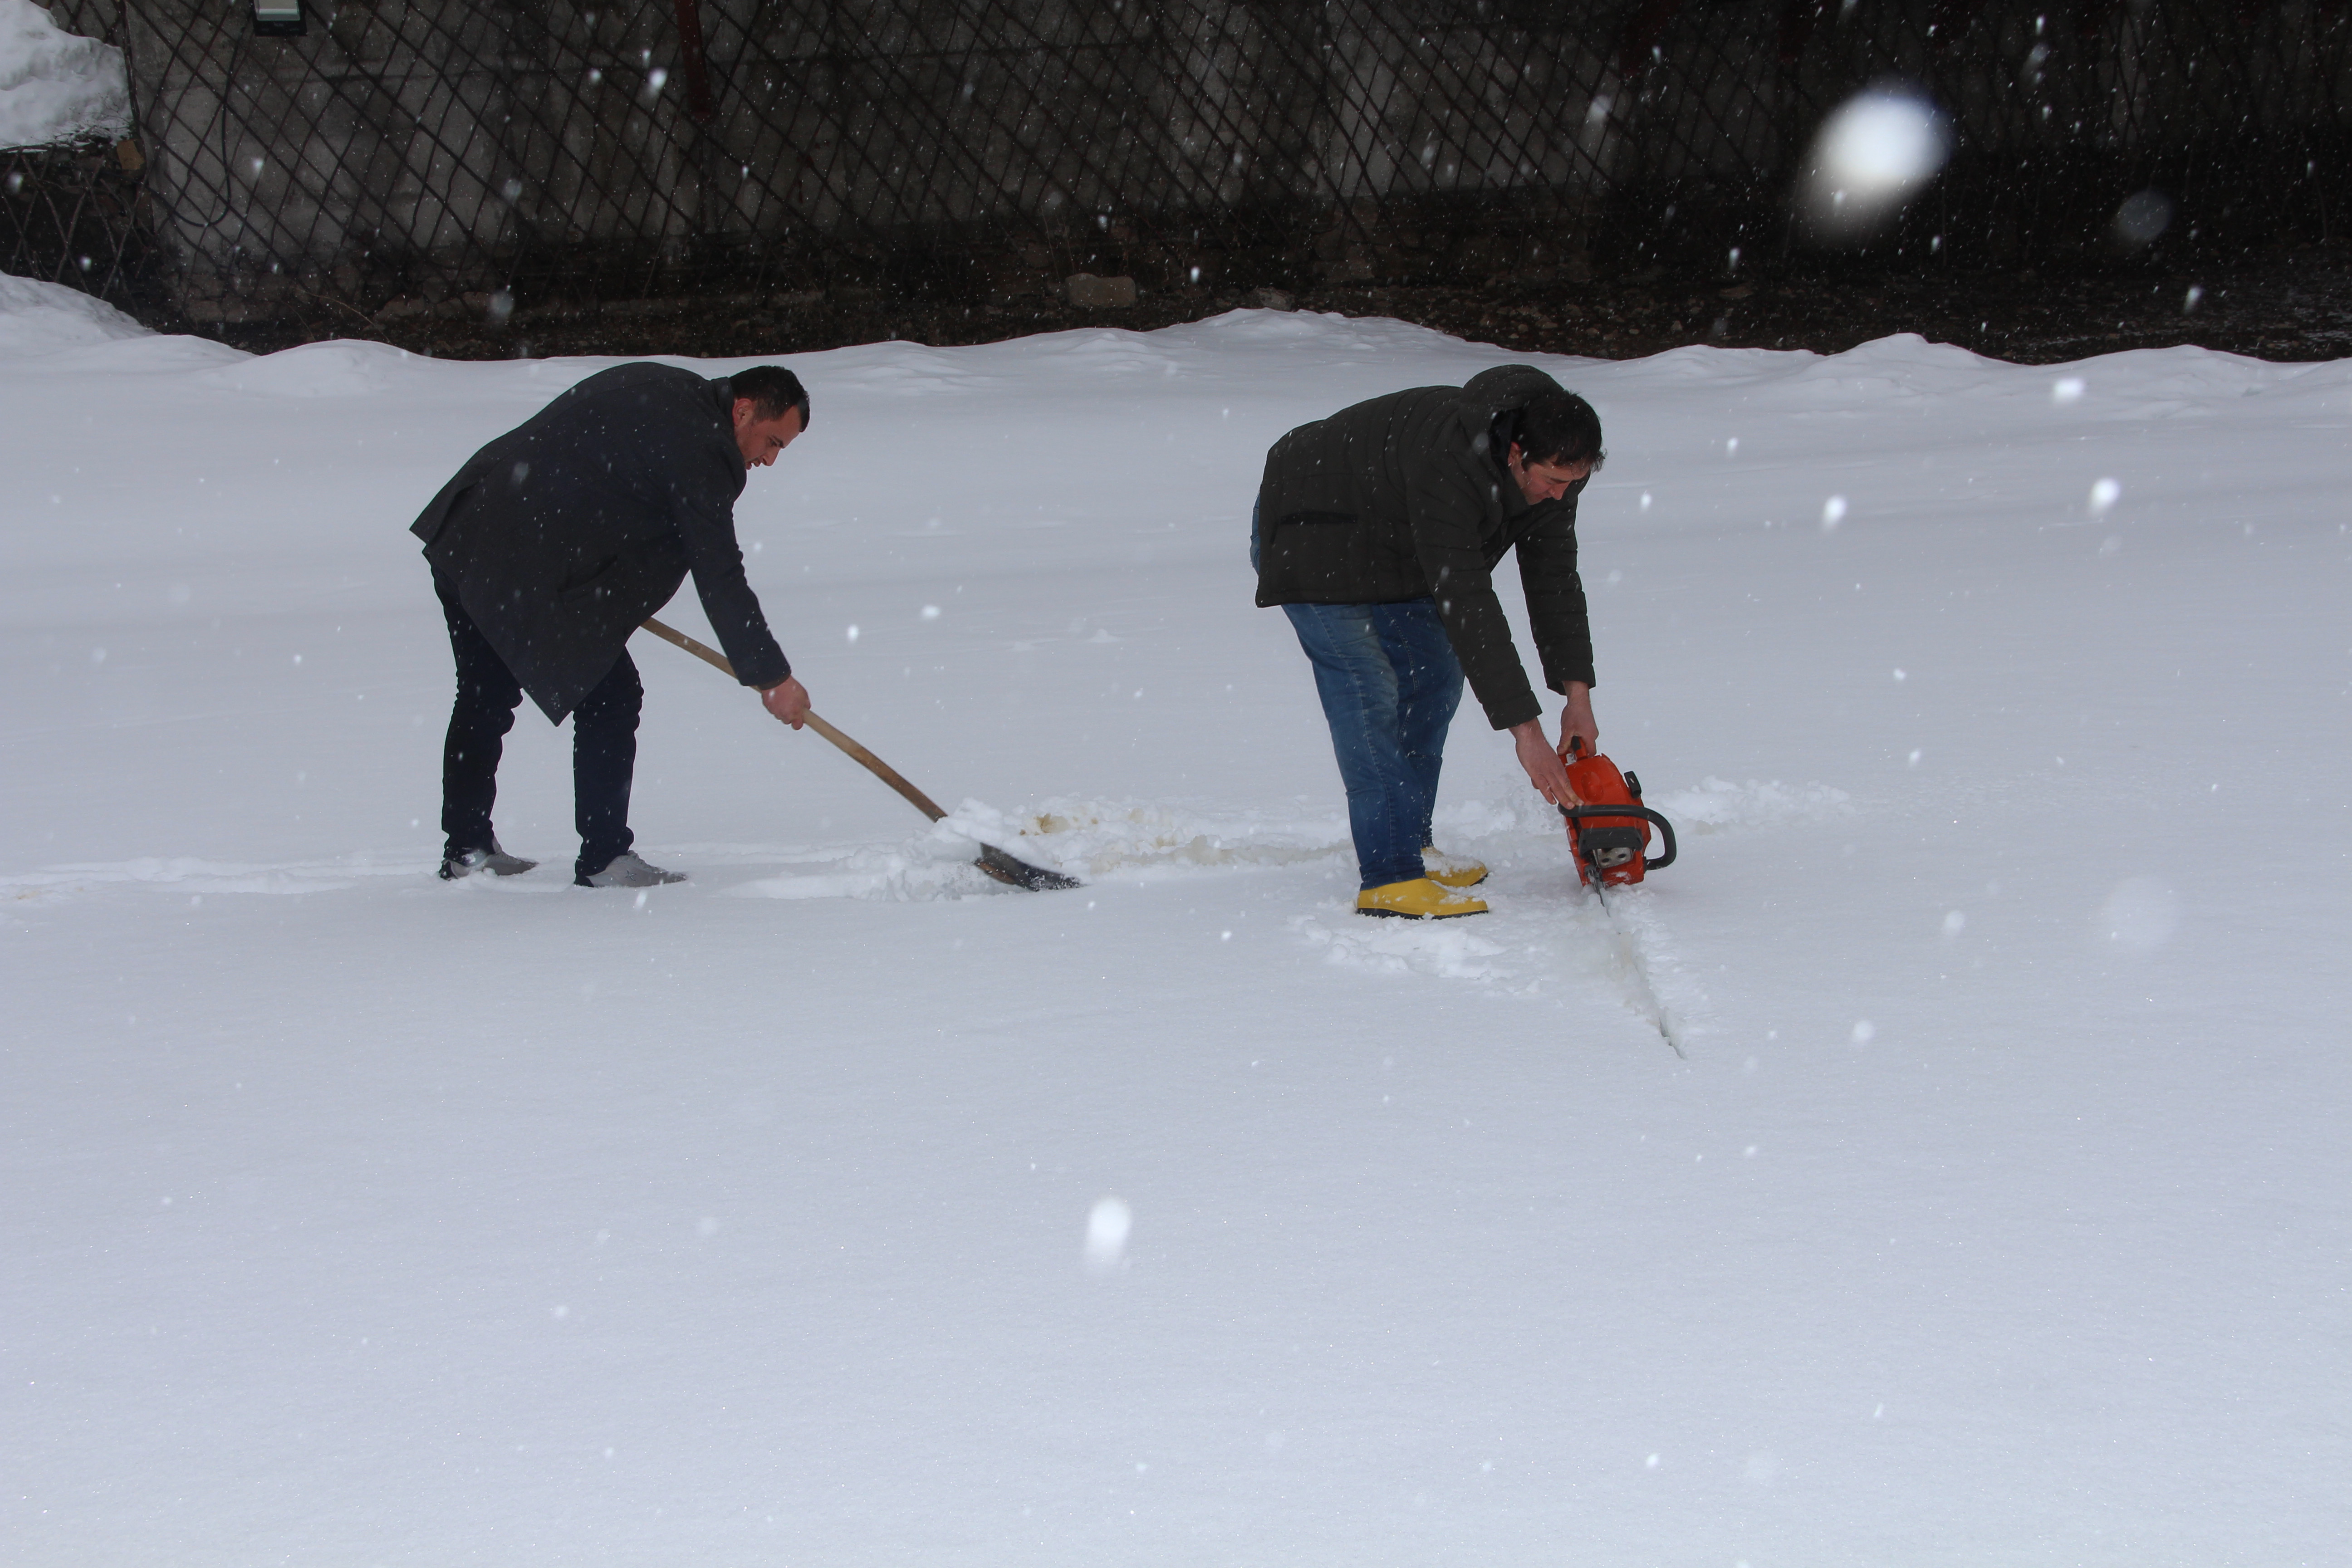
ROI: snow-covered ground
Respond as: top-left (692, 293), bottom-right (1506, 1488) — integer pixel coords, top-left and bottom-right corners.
top-left (0, 0), bottom-right (128, 150)
top-left (3, 272), bottom-right (2347, 1565)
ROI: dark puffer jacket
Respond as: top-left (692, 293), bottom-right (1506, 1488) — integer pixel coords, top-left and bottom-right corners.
top-left (411, 362), bottom-right (790, 722)
top-left (1252, 365), bottom-right (1593, 731)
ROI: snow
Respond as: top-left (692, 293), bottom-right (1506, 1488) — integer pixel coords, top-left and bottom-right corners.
top-left (0, 267), bottom-right (147, 356)
top-left (3, 280), bottom-right (2348, 1563)
top-left (0, 0), bottom-right (129, 150)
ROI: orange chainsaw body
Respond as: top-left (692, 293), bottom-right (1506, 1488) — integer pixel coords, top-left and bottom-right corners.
top-left (1560, 746), bottom-right (1675, 888)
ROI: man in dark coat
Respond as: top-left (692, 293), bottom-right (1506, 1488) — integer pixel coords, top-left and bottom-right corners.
top-left (1253, 365), bottom-right (1605, 918)
top-left (411, 361), bottom-right (813, 887)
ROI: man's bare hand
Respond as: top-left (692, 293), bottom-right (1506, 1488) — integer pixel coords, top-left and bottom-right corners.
top-left (1511, 719), bottom-right (1578, 807)
top-left (761, 676), bottom-right (810, 729)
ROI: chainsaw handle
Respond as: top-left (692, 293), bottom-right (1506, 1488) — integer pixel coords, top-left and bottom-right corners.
top-left (1557, 804), bottom-right (1678, 871)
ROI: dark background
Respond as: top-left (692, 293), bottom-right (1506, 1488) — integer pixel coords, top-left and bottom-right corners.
top-left (7, 0), bottom-right (2348, 364)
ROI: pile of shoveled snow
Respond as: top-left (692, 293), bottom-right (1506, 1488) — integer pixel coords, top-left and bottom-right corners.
top-left (0, 267), bottom-right (148, 355)
top-left (0, 0), bottom-right (129, 149)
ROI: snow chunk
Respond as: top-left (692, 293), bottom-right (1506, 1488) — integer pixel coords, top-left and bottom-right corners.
top-left (974, 797), bottom-right (1350, 877)
top-left (0, 1), bottom-right (130, 150)
top-left (726, 839), bottom-right (1008, 902)
top-left (0, 268), bottom-right (147, 358)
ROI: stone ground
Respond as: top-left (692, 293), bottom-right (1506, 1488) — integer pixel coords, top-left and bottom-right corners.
top-left (201, 243), bottom-right (2352, 367)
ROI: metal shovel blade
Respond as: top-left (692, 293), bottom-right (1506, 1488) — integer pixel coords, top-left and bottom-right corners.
top-left (974, 842), bottom-right (1084, 892)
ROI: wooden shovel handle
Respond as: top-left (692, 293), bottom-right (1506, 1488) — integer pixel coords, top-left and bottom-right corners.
top-left (638, 612), bottom-right (735, 675)
top-left (801, 714), bottom-right (948, 822)
top-left (638, 616), bottom-right (948, 823)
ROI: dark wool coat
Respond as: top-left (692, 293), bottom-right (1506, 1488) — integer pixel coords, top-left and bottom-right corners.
top-left (1252, 364), bottom-right (1593, 731)
top-left (411, 362), bottom-right (790, 722)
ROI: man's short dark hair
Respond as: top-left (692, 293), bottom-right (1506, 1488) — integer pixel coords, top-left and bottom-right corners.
top-left (1511, 388), bottom-right (1604, 470)
top-left (729, 365), bottom-right (811, 429)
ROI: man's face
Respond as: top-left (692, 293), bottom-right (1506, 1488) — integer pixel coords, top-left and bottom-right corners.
top-left (1508, 445), bottom-right (1593, 505)
top-left (733, 400), bottom-right (804, 469)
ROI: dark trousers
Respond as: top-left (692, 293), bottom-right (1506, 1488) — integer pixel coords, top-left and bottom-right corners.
top-left (433, 568), bottom-right (641, 879)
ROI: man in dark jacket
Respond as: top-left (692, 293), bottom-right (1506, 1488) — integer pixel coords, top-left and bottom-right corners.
top-left (412, 361), bottom-right (812, 887)
top-left (1254, 365), bottom-right (1605, 918)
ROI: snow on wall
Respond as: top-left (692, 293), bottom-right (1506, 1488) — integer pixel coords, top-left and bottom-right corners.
top-left (0, 0), bottom-right (130, 151)
top-left (0, 267), bottom-right (149, 354)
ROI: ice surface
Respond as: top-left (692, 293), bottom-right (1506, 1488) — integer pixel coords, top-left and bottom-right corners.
top-left (3, 281), bottom-right (2348, 1564)
top-left (0, 0), bottom-right (128, 149)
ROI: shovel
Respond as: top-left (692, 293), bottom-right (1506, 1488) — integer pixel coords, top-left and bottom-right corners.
top-left (637, 616), bottom-right (1081, 892)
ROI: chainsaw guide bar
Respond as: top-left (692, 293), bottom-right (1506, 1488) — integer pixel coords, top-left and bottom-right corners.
top-left (1558, 741), bottom-right (1686, 1057)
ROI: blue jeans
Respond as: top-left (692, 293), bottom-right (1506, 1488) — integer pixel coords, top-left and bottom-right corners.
top-left (1283, 600), bottom-right (1465, 888)
top-left (1256, 503), bottom-right (1465, 888)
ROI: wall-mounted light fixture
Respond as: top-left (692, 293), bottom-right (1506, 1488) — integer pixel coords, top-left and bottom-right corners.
top-left (253, 0), bottom-right (305, 36)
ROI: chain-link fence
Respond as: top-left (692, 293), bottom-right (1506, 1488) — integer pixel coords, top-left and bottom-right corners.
top-left (7, 0), bottom-right (2348, 328)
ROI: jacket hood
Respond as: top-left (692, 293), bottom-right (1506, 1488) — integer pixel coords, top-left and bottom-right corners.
top-left (1457, 364), bottom-right (1567, 449)
top-left (1457, 364), bottom-right (1570, 511)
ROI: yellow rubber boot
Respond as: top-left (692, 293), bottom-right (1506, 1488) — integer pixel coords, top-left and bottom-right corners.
top-left (1356, 876), bottom-right (1489, 919)
top-left (1421, 847), bottom-right (1488, 888)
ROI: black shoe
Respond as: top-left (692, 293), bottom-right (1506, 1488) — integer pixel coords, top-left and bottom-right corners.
top-left (440, 839), bottom-right (538, 880)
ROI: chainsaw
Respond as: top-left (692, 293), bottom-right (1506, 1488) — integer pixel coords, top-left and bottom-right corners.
top-left (1558, 738), bottom-right (1678, 889)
